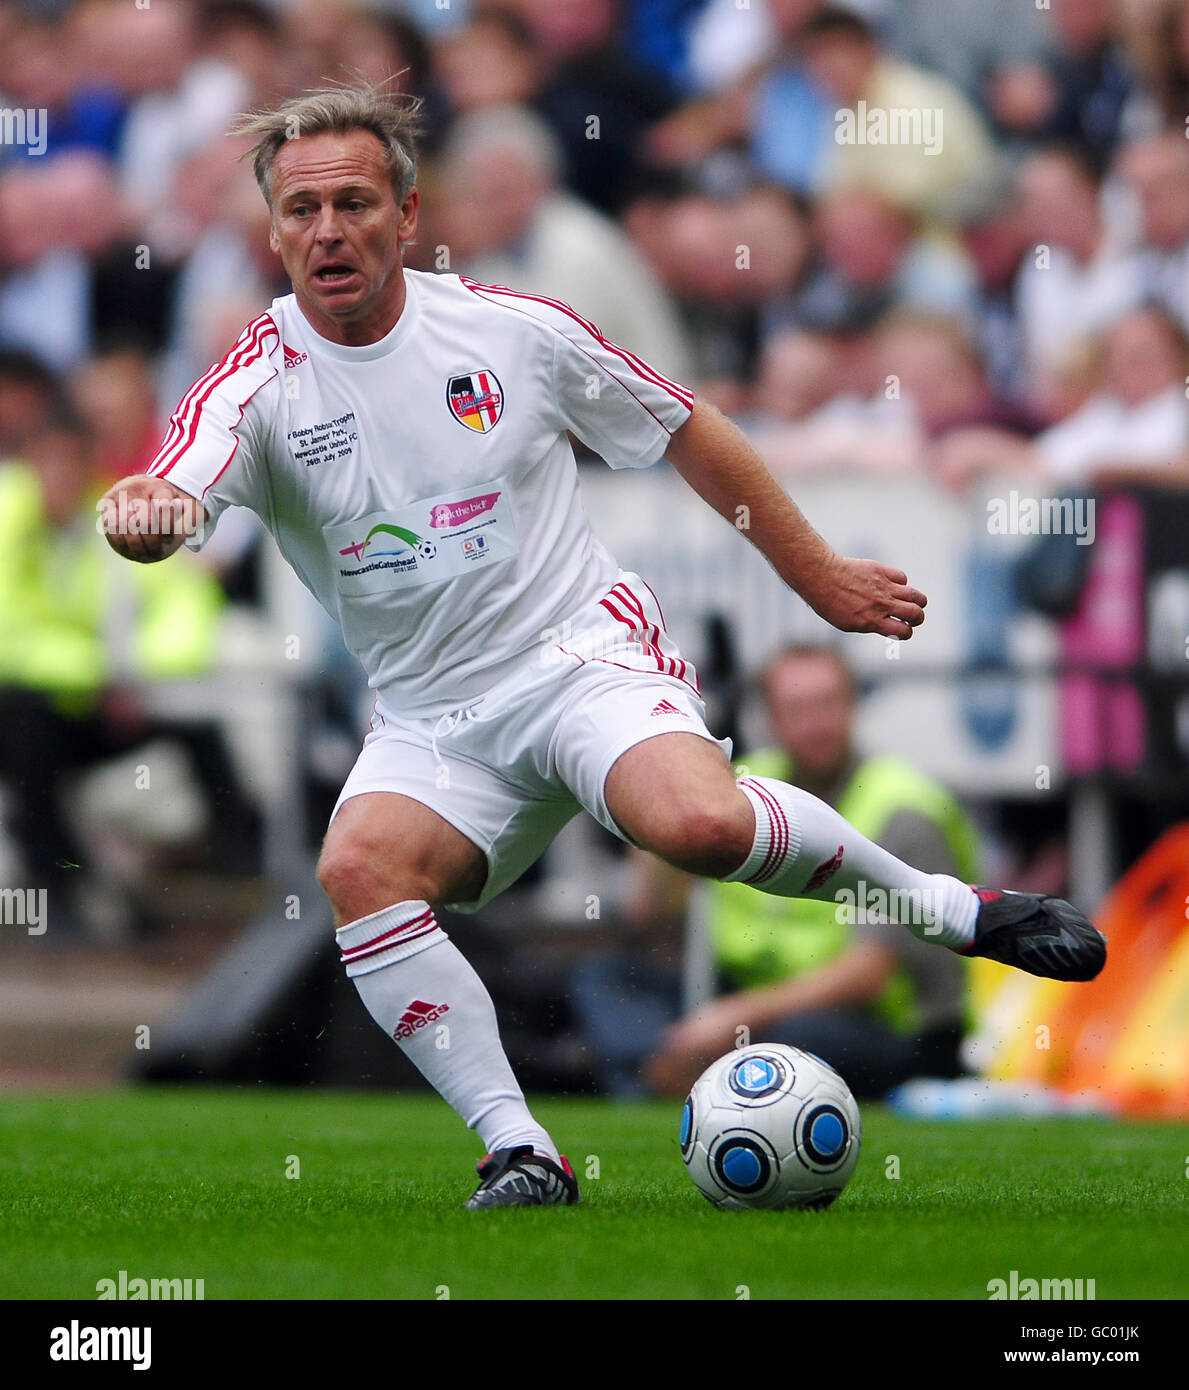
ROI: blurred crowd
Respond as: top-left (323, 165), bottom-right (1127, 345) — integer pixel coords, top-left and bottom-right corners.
top-left (0, 0), bottom-right (1185, 496)
top-left (1, 0), bottom-right (1188, 933)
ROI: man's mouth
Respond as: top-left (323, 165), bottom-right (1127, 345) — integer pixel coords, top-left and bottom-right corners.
top-left (314, 265), bottom-right (358, 284)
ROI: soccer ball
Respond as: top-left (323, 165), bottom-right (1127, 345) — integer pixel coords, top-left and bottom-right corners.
top-left (680, 1044), bottom-right (861, 1210)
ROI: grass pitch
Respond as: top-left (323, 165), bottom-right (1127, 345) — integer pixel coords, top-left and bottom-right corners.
top-left (0, 1087), bottom-right (1184, 1301)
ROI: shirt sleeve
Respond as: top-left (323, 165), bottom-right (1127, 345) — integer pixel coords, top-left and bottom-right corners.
top-left (549, 312), bottom-right (695, 468)
top-left (144, 313), bottom-right (280, 546)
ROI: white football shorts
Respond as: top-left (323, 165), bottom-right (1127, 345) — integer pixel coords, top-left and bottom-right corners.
top-left (330, 572), bottom-right (732, 911)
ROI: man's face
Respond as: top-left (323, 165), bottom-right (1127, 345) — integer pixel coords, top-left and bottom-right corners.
top-left (268, 128), bottom-right (418, 344)
top-left (763, 653), bottom-right (855, 783)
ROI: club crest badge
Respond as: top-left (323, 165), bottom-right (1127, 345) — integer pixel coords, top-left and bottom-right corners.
top-left (447, 370), bottom-right (503, 433)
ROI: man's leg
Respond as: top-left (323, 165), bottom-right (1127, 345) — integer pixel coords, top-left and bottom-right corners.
top-left (604, 733), bottom-right (979, 948)
top-left (604, 732), bottom-right (1105, 980)
top-left (318, 791), bottom-right (562, 1164)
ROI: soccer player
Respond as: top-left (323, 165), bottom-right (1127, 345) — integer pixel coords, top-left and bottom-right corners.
top-left (100, 85), bottom-right (1105, 1209)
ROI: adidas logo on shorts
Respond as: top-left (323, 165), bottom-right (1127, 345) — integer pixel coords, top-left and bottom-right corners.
top-left (394, 998), bottom-right (450, 1040)
top-left (650, 699), bottom-right (685, 717)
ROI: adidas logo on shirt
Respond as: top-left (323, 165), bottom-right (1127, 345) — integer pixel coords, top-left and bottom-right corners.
top-left (283, 343), bottom-right (308, 369)
top-left (394, 998), bottom-right (450, 1041)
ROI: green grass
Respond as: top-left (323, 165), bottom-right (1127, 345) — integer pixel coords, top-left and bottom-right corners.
top-left (0, 1087), bottom-right (1184, 1300)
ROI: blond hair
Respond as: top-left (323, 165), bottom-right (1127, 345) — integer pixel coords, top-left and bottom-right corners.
top-left (232, 81), bottom-right (422, 210)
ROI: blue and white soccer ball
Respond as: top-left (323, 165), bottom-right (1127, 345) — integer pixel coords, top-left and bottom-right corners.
top-left (681, 1044), bottom-right (861, 1210)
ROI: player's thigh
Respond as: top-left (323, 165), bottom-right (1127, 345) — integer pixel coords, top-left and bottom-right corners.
top-left (317, 791), bottom-right (488, 923)
top-left (604, 731), bottom-right (753, 876)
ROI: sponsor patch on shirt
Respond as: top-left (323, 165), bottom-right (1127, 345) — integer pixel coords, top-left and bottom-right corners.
top-left (327, 479), bottom-right (516, 595)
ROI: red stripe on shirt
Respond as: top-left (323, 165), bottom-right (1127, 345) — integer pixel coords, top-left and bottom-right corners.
top-left (459, 278), bottom-right (694, 410)
top-left (148, 314), bottom-right (274, 473)
top-left (149, 315), bottom-right (278, 480)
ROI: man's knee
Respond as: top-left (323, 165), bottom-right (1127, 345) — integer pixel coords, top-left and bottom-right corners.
top-left (642, 796), bottom-right (754, 878)
top-left (316, 836), bottom-right (436, 923)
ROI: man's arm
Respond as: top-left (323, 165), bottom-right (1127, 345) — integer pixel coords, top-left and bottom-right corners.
top-left (645, 942), bottom-right (897, 1096)
top-left (665, 398), bottom-right (927, 638)
top-left (99, 475), bottom-right (207, 564)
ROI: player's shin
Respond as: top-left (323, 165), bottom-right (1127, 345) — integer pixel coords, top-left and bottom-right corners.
top-left (336, 900), bottom-right (561, 1161)
top-left (724, 777), bottom-right (977, 948)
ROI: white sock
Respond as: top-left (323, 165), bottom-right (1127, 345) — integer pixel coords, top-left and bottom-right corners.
top-left (726, 776), bottom-right (978, 949)
top-left (337, 901), bottom-right (560, 1161)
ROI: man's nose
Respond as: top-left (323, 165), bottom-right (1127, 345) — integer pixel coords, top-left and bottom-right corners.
top-left (315, 207), bottom-right (344, 240)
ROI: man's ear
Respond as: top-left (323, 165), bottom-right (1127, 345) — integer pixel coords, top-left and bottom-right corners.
top-left (397, 186), bottom-right (420, 245)
top-left (269, 222), bottom-right (281, 255)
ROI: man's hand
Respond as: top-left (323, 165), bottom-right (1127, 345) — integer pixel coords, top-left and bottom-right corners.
top-left (99, 475), bottom-right (205, 564)
top-left (646, 996), bottom-right (747, 1096)
top-left (799, 554), bottom-right (927, 640)
top-left (667, 399), bottom-right (927, 640)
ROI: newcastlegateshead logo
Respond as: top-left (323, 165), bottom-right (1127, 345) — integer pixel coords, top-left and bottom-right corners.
top-left (338, 523), bottom-right (437, 576)
top-left (447, 370), bottom-right (503, 432)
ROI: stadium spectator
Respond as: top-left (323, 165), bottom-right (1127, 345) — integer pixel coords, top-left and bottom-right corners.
top-left (1012, 146), bottom-right (1143, 389)
top-left (647, 0), bottom-right (827, 191)
top-left (798, 7), bottom-right (1007, 227)
top-left (439, 104), bottom-right (693, 383)
top-left (624, 182), bottom-right (809, 406)
top-left (574, 645), bottom-right (979, 1099)
top-left (158, 135), bottom-right (284, 410)
top-left (69, 346), bottom-right (164, 489)
top-left (777, 187), bottom-right (981, 338)
top-left (0, 412), bottom-right (256, 933)
top-left (1039, 0), bottom-right (1154, 172)
top-left (0, 10), bottom-right (125, 166)
top-left (935, 308), bottom-right (1189, 491)
top-left (524, 0), bottom-right (681, 215)
top-left (0, 154), bottom-right (116, 373)
top-left (435, 8), bottom-right (542, 119)
top-left (0, 348), bottom-right (57, 461)
top-left (890, 0), bottom-right (1053, 113)
top-left (1117, 133), bottom-right (1189, 335)
top-left (745, 313), bottom-right (1038, 478)
top-left (1134, 0), bottom-right (1189, 130)
top-left (114, 0), bottom-right (255, 252)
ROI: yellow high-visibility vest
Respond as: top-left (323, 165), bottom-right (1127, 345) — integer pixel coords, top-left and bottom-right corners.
top-left (0, 463), bottom-right (224, 714)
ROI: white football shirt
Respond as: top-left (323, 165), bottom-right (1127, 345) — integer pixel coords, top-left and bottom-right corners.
top-left (146, 271), bottom-right (694, 717)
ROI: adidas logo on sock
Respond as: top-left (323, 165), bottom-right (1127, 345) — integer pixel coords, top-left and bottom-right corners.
top-left (804, 844), bottom-right (845, 892)
top-left (651, 699), bottom-right (685, 717)
top-left (394, 998), bottom-right (450, 1041)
